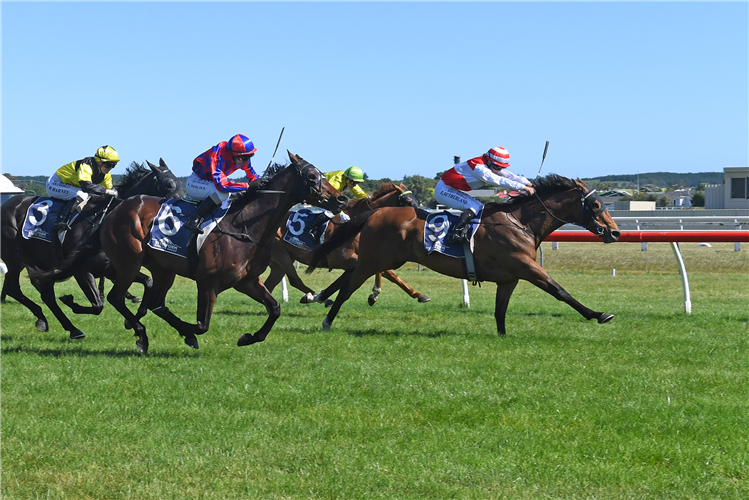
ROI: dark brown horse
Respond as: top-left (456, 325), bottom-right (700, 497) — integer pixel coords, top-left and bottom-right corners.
top-left (264, 182), bottom-right (430, 307)
top-left (53, 152), bottom-right (347, 354)
top-left (308, 174), bottom-right (621, 334)
top-left (1, 160), bottom-right (183, 339)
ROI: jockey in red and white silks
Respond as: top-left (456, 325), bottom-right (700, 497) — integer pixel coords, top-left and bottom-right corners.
top-left (435, 146), bottom-right (535, 244)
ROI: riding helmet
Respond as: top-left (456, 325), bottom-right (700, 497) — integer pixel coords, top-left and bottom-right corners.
top-left (228, 134), bottom-right (257, 157)
top-left (344, 166), bottom-right (364, 183)
top-left (485, 147), bottom-right (510, 169)
top-left (95, 145), bottom-right (120, 164)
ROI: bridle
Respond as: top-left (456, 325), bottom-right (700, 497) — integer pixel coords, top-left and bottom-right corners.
top-left (534, 188), bottom-right (609, 236)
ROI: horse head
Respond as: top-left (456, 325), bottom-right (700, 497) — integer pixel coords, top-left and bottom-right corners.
top-left (575, 179), bottom-right (620, 243)
top-left (146, 159), bottom-right (185, 200)
top-left (287, 151), bottom-right (347, 213)
top-left (397, 183), bottom-right (419, 207)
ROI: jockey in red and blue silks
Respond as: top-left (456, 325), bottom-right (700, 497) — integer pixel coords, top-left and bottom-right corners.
top-left (184, 134), bottom-right (258, 234)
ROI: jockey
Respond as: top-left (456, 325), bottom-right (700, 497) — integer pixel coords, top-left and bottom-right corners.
top-left (184, 134), bottom-right (258, 234)
top-left (309, 166), bottom-right (367, 243)
top-left (435, 146), bottom-right (535, 245)
top-left (47, 145), bottom-right (120, 231)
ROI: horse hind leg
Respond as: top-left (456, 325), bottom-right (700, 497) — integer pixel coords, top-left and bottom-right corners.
top-left (494, 280), bottom-right (518, 335)
top-left (323, 267), bottom-right (374, 332)
top-left (2, 267), bottom-right (49, 332)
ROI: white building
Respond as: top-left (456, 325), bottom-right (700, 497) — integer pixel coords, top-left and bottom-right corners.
top-left (0, 175), bottom-right (24, 205)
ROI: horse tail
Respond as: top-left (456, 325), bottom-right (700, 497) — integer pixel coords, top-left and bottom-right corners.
top-left (306, 210), bottom-right (374, 273)
top-left (29, 227), bottom-right (104, 283)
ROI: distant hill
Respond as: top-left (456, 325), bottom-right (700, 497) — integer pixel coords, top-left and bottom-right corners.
top-left (582, 172), bottom-right (724, 189)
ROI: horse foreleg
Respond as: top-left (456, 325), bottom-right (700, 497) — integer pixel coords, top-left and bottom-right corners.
top-left (59, 272), bottom-right (105, 315)
top-left (367, 273), bottom-right (383, 306)
top-left (2, 266), bottom-right (49, 331)
top-left (494, 280), bottom-right (518, 335)
top-left (147, 271), bottom-right (204, 350)
top-left (36, 276), bottom-right (86, 339)
top-left (236, 276), bottom-right (281, 347)
top-left (522, 262), bottom-right (614, 324)
top-left (381, 269), bottom-right (431, 303)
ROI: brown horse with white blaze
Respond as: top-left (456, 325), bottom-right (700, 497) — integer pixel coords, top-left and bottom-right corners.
top-left (307, 174), bottom-right (620, 334)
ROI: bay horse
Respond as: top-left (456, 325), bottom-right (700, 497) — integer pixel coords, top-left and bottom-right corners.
top-left (1, 160), bottom-right (184, 339)
top-left (59, 152), bottom-right (347, 354)
top-left (263, 182), bottom-right (431, 307)
top-left (307, 174), bottom-right (621, 334)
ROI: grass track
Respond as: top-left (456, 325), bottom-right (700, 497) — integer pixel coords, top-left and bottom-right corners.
top-left (2, 242), bottom-right (747, 499)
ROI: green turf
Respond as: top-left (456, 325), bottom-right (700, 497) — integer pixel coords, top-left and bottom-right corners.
top-left (1, 242), bottom-right (747, 499)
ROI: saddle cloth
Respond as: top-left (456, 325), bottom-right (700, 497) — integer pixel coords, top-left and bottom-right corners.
top-left (282, 208), bottom-right (337, 250)
top-left (148, 198), bottom-right (230, 258)
top-left (22, 197), bottom-right (77, 243)
top-left (423, 209), bottom-right (482, 258)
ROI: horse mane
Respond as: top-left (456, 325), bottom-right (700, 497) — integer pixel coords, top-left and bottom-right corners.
top-left (115, 162), bottom-right (150, 191)
top-left (260, 161), bottom-right (287, 179)
top-left (532, 173), bottom-right (579, 195)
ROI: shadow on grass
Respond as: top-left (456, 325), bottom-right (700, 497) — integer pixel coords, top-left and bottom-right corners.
top-left (1, 338), bottom-right (203, 359)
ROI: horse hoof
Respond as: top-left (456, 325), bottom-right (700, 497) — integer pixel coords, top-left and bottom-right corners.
top-left (35, 318), bottom-right (49, 332)
top-left (322, 318), bottom-right (332, 332)
top-left (598, 313), bottom-right (614, 324)
top-left (300, 293), bottom-right (314, 304)
top-left (417, 295), bottom-right (431, 303)
top-left (324, 299), bottom-right (334, 308)
top-left (237, 334), bottom-right (257, 347)
top-left (129, 296), bottom-right (142, 304)
top-left (183, 335), bottom-right (199, 349)
top-left (59, 295), bottom-right (75, 308)
top-left (124, 319), bottom-right (133, 330)
top-left (135, 338), bottom-right (149, 354)
top-left (367, 295), bottom-right (377, 307)
top-left (69, 329), bottom-right (85, 340)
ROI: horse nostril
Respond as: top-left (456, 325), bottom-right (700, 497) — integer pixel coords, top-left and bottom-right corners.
top-left (612, 231), bottom-right (621, 238)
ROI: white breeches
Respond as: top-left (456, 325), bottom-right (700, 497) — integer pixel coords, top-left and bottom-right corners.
top-left (186, 172), bottom-right (229, 204)
top-left (434, 180), bottom-right (482, 215)
top-left (46, 173), bottom-right (88, 202)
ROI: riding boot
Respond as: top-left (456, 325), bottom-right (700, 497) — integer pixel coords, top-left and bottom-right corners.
top-left (53, 199), bottom-right (78, 232)
top-left (446, 210), bottom-right (476, 245)
top-left (308, 211), bottom-right (333, 244)
top-left (184, 198), bottom-right (219, 235)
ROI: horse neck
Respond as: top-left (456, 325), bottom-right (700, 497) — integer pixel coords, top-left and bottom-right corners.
top-left (232, 171), bottom-right (303, 243)
top-left (346, 189), bottom-right (399, 216)
top-left (516, 189), bottom-right (581, 240)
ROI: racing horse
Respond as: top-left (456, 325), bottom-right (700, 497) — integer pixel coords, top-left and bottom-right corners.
top-left (263, 182), bottom-right (431, 306)
top-left (307, 174), bottom-right (621, 334)
top-left (0, 160), bottom-right (183, 339)
top-left (51, 152), bottom-right (347, 354)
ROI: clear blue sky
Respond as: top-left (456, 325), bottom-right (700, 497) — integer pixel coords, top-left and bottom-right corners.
top-left (2, 1), bottom-right (747, 182)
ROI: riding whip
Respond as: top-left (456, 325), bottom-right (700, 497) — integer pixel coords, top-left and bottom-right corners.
top-left (266, 126), bottom-right (285, 170)
top-left (535, 141), bottom-right (550, 180)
